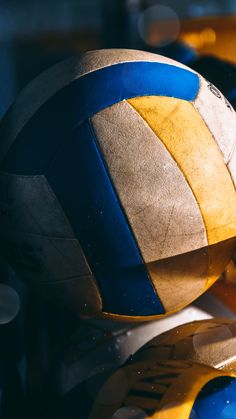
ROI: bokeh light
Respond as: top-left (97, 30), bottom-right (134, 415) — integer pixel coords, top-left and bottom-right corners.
top-left (138, 5), bottom-right (180, 48)
top-left (0, 284), bottom-right (20, 324)
top-left (112, 406), bottom-right (147, 419)
top-left (180, 27), bottom-right (216, 49)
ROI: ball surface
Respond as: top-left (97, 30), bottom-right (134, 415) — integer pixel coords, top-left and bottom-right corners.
top-left (53, 304), bottom-right (212, 395)
top-left (132, 318), bottom-right (236, 374)
top-left (89, 360), bottom-right (236, 419)
top-left (0, 49), bottom-right (236, 320)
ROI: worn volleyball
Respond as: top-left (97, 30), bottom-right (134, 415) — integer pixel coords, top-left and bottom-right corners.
top-left (0, 49), bottom-right (236, 320)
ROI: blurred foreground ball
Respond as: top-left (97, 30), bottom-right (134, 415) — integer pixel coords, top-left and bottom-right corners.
top-left (52, 304), bottom-right (212, 395)
top-left (90, 360), bottom-right (236, 419)
top-left (0, 49), bottom-right (236, 320)
top-left (41, 360), bottom-right (236, 419)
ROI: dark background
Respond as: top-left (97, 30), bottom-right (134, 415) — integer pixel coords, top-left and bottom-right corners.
top-left (1, 0), bottom-right (236, 118)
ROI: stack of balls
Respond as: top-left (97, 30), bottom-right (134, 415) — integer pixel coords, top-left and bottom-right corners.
top-left (1, 49), bottom-right (236, 417)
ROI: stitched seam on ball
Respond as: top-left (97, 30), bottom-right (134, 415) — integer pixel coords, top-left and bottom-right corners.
top-left (88, 117), bottom-right (165, 314)
top-left (126, 100), bottom-right (208, 253)
top-left (128, 99), bottom-right (210, 292)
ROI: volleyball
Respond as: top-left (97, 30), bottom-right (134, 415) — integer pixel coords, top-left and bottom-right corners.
top-left (89, 360), bottom-right (236, 419)
top-left (0, 49), bottom-right (236, 320)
